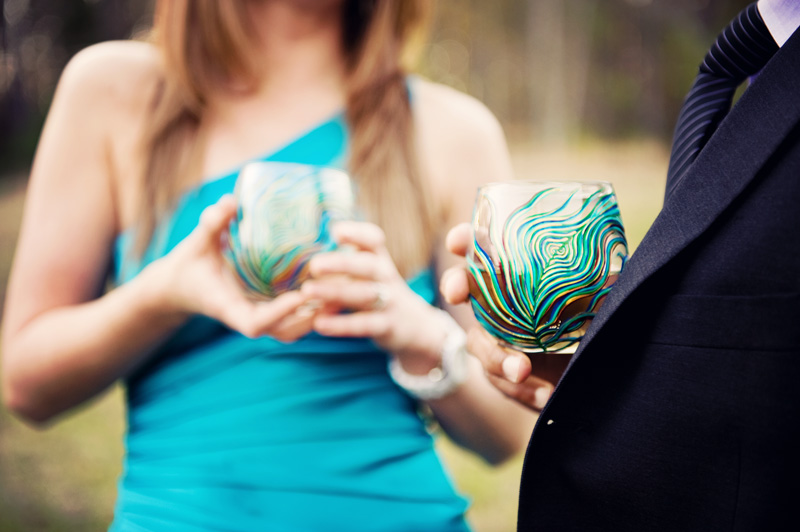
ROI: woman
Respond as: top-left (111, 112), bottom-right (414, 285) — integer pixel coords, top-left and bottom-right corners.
top-left (1, 1), bottom-right (539, 530)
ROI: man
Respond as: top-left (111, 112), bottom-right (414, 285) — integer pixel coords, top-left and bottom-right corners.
top-left (441, 0), bottom-right (800, 529)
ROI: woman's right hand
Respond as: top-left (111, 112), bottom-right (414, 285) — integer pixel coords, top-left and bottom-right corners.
top-left (145, 195), bottom-right (314, 341)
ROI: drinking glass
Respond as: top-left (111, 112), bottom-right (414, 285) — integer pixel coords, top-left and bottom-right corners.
top-left (226, 161), bottom-right (356, 299)
top-left (467, 181), bottom-right (627, 354)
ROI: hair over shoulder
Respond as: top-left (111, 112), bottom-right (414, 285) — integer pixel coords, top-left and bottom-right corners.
top-left (137, 0), bottom-right (435, 276)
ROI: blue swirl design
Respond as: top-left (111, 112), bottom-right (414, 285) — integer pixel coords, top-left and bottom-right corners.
top-left (227, 163), bottom-right (354, 299)
top-left (468, 185), bottom-right (627, 353)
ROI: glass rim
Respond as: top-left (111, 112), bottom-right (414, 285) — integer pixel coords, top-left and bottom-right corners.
top-left (477, 179), bottom-right (615, 192)
top-left (234, 161), bottom-right (355, 200)
top-left (238, 160), bottom-right (350, 178)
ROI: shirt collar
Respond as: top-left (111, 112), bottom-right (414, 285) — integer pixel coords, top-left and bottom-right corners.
top-left (759, 0), bottom-right (800, 46)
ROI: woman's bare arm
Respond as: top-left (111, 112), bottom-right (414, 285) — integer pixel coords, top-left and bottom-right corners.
top-left (1, 43), bottom-right (310, 425)
top-left (414, 80), bottom-right (539, 464)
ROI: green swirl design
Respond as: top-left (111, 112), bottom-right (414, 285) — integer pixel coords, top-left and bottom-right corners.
top-left (468, 185), bottom-right (627, 353)
top-left (227, 163), bottom-right (354, 299)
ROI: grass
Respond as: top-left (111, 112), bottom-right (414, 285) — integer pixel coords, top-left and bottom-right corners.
top-left (0, 140), bottom-right (668, 532)
top-left (0, 389), bottom-right (124, 531)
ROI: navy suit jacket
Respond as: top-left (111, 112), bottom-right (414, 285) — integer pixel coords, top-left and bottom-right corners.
top-left (517, 25), bottom-right (800, 532)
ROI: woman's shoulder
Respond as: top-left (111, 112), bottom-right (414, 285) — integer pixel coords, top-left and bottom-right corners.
top-left (411, 77), bottom-right (514, 207)
top-left (411, 77), bottom-right (505, 147)
top-left (58, 40), bottom-right (163, 116)
top-left (52, 41), bottom-right (165, 230)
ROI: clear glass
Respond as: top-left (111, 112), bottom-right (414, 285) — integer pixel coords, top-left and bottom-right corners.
top-left (467, 181), bottom-right (628, 354)
top-left (226, 161), bottom-right (356, 299)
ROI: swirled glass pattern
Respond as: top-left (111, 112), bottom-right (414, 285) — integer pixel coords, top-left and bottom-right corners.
top-left (227, 162), bottom-right (355, 299)
top-left (467, 182), bottom-right (627, 354)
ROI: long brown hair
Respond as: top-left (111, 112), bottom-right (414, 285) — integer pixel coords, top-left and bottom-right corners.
top-left (137, 0), bottom-right (435, 276)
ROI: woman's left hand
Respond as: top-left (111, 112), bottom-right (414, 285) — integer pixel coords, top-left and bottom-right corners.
top-left (302, 221), bottom-right (445, 371)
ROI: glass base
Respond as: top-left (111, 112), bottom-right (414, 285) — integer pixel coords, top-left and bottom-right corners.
top-left (500, 339), bottom-right (580, 356)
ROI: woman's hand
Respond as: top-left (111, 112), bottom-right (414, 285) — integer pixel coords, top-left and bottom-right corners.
top-left (144, 195), bottom-right (314, 341)
top-left (439, 223), bottom-right (566, 411)
top-left (301, 221), bottom-right (447, 372)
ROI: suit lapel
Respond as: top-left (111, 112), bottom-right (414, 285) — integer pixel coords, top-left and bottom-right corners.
top-left (565, 28), bottom-right (800, 369)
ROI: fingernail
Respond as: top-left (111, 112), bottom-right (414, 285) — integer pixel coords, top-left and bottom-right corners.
top-left (502, 355), bottom-right (523, 383)
top-left (534, 386), bottom-right (552, 410)
top-left (330, 223), bottom-right (344, 243)
top-left (296, 299), bottom-right (320, 317)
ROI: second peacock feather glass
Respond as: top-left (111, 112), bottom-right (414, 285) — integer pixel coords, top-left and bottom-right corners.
top-left (467, 181), bottom-right (628, 355)
top-left (226, 162), bottom-right (356, 299)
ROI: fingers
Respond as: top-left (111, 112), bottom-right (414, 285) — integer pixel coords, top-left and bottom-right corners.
top-left (467, 327), bottom-right (531, 382)
top-left (248, 291), bottom-right (309, 328)
top-left (309, 251), bottom-right (386, 280)
top-left (439, 224), bottom-right (472, 306)
top-left (312, 311), bottom-right (391, 339)
top-left (445, 223), bottom-right (472, 256)
top-left (467, 327), bottom-right (553, 411)
top-left (440, 267), bottom-right (470, 305)
top-left (215, 290), bottom-right (310, 339)
top-left (485, 373), bottom-right (554, 412)
top-left (330, 221), bottom-right (386, 252)
top-left (257, 306), bottom-right (316, 342)
top-left (302, 278), bottom-right (387, 311)
top-left (310, 223), bottom-right (400, 284)
top-left (198, 195), bottom-right (237, 238)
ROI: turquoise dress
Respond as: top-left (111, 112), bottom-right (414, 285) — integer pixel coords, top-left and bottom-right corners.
top-left (108, 113), bottom-right (471, 532)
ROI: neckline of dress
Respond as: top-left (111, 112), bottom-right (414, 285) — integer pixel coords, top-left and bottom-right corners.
top-left (114, 109), bottom-right (346, 247)
top-left (192, 109), bottom-right (346, 193)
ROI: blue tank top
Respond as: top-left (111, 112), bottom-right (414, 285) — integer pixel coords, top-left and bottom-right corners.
top-left (108, 112), bottom-right (471, 532)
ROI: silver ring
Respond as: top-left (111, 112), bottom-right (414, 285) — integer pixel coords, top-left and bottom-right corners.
top-left (372, 283), bottom-right (390, 311)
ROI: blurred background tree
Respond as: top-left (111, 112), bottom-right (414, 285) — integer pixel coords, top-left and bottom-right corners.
top-left (423, 0), bottom-right (751, 144)
top-left (0, 1), bottom-right (753, 531)
top-left (0, 0), bottom-right (152, 172)
top-left (1, 0), bottom-right (751, 175)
